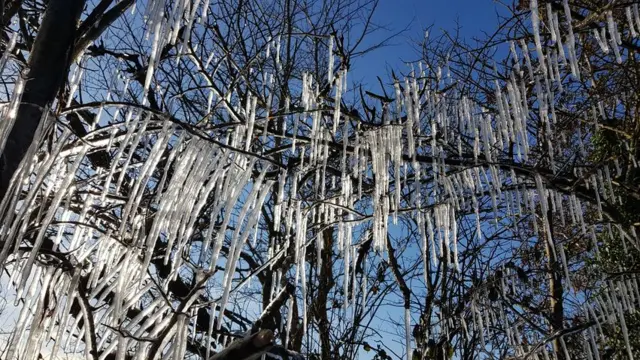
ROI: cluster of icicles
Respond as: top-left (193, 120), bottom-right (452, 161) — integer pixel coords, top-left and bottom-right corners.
top-left (0, 0), bottom-right (639, 359)
top-left (467, 275), bottom-right (640, 360)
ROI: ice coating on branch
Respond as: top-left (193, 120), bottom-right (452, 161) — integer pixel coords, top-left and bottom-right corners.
top-left (405, 307), bottom-right (412, 360)
top-left (0, 0), bottom-right (638, 359)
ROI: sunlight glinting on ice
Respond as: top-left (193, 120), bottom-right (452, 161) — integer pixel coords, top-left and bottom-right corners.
top-left (0, 0), bottom-right (638, 358)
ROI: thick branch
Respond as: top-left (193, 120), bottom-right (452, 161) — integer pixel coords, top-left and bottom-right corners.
top-left (0, 0), bottom-right (85, 202)
top-left (209, 329), bottom-right (275, 360)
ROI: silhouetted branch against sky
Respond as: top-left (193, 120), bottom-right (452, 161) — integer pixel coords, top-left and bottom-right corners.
top-left (0, 0), bottom-right (639, 359)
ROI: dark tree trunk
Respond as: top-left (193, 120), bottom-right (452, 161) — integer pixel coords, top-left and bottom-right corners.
top-left (313, 227), bottom-right (335, 360)
top-left (0, 0), bottom-right (85, 201)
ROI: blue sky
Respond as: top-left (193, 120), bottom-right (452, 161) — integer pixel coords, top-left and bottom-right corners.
top-left (349, 0), bottom-right (506, 87)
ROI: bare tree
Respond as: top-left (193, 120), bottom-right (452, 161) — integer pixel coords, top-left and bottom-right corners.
top-left (0, 0), bottom-right (639, 359)
top-left (1, 0), bottom-right (394, 359)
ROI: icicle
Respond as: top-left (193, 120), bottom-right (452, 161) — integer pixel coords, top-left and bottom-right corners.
top-left (546, 4), bottom-right (556, 44)
top-left (593, 28), bottom-right (609, 54)
top-left (143, 14), bottom-right (166, 100)
top-left (284, 297), bottom-right (294, 348)
top-left (405, 307), bottom-right (412, 360)
top-left (510, 41), bottom-right (522, 76)
top-left (0, 29), bottom-right (18, 72)
top-left (343, 228), bottom-right (350, 310)
top-left (0, 75), bottom-right (25, 153)
top-left (65, 59), bottom-right (86, 107)
top-left (558, 243), bottom-right (572, 290)
top-left (615, 298), bottom-right (635, 360)
top-left (634, 4), bottom-right (640, 35)
top-left (530, 0), bottom-right (547, 76)
top-left (333, 73), bottom-right (343, 134)
top-left (559, 337), bottom-right (571, 360)
top-left (328, 36), bottom-right (334, 84)
top-left (562, 0), bottom-right (580, 79)
top-left (520, 39), bottom-right (534, 80)
top-left (607, 11), bottom-right (622, 64)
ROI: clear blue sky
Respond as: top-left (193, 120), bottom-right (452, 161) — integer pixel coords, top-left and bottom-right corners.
top-left (349, 0), bottom-right (506, 87)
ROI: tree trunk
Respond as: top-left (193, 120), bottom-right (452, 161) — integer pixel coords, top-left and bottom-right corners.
top-left (313, 227), bottom-right (334, 360)
top-left (0, 0), bottom-right (85, 201)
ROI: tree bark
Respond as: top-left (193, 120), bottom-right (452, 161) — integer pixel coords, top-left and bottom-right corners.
top-left (312, 227), bottom-right (334, 360)
top-left (209, 329), bottom-right (274, 360)
top-left (0, 0), bottom-right (85, 201)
